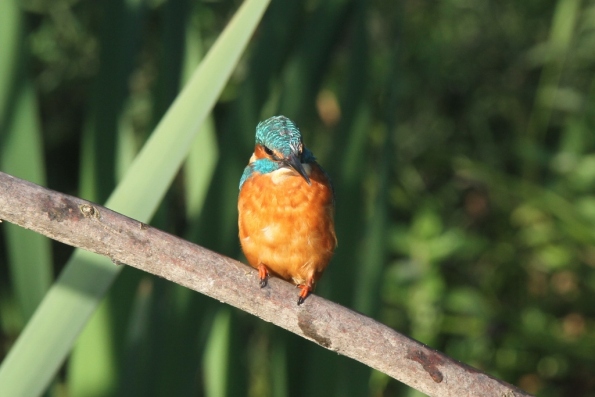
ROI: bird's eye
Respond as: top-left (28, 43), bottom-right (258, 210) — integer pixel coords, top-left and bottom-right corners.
top-left (264, 146), bottom-right (274, 156)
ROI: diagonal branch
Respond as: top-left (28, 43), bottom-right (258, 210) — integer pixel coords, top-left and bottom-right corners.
top-left (0, 171), bottom-right (532, 397)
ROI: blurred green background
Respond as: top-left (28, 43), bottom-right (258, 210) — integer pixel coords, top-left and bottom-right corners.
top-left (1, 0), bottom-right (595, 396)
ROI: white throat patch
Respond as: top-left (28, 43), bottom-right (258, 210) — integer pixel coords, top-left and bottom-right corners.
top-left (270, 163), bottom-right (312, 184)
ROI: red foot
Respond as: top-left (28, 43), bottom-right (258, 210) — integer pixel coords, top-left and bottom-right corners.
top-left (297, 278), bottom-right (314, 305)
top-left (258, 264), bottom-right (269, 288)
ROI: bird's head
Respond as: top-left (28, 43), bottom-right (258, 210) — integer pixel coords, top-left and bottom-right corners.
top-left (253, 116), bottom-right (311, 184)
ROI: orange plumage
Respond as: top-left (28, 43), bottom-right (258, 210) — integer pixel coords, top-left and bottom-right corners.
top-left (238, 116), bottom-right (337, 304)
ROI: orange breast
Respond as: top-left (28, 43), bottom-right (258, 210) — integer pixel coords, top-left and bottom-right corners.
top-left (238, 164), bottom-right (337, 286)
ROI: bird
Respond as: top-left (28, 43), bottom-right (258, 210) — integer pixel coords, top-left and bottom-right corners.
top-left (238, 116), bottom-right (337, 305)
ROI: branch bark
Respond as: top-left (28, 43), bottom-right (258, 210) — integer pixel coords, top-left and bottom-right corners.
top-left (0, 171), bottom-right (532, 397)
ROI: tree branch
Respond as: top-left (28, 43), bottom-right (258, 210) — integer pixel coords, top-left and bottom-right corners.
top-left (0, 171), bottom-right (531, 397)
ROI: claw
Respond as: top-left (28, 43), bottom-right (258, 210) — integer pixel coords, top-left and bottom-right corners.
top-left (258, 264), bottom-right (269, 288)
top-left (297, 279), bottom-right (313, 305)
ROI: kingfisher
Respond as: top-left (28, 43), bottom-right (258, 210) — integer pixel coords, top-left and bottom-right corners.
top-left (238, 116), bottom-right (337, 305)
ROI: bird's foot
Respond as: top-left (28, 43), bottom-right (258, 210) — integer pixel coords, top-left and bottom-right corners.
top-left (258, 264), bottom-right (269, 288)
top-left (297, 279), bottom-right (314, 305)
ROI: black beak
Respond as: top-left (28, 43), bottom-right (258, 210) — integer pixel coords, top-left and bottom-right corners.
top-left (284, 153), bottom-right (311, 185)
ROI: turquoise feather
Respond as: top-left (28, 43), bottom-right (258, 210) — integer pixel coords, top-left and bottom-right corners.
top-left (239, 116), bottom-right (316, 190)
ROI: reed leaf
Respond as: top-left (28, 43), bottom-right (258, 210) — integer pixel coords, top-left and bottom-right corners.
top-left (0, 1), bottom-right (270, 395)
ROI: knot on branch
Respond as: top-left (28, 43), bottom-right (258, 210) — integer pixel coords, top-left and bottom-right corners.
top-left (407, 348), bottom-right (444, 383)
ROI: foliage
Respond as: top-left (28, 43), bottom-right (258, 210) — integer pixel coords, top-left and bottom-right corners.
top-left (1, 0), bottom-right (595, 396)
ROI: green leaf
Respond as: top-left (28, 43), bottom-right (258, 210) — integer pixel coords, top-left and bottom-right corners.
top-left (0, 0), bottom-right (52, 323)
top-left (0, 0), bottom-right (270, 396)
